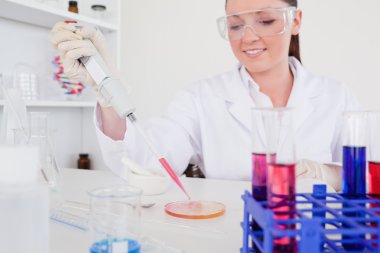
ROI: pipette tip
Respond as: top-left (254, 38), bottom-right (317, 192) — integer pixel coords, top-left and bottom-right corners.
top-left (159, 157), bottom-right (191, 200)
top-left (127, 114), bottom-right (191, 199)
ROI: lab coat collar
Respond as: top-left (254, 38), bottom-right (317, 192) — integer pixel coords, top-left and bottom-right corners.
top-left (223, 57), bottom-right (322, 132)
top-left (240, 65), bottom-right (260, 92)
top-left (220, 63), bottom-right (255, 131)
top-left (287, 57), bottom-right (321, 132)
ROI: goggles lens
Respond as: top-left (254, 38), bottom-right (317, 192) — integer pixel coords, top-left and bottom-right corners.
top-left (217, 7), bottom-right (296, 40)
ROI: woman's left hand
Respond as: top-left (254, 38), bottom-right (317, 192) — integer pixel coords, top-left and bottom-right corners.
top-left (296, 159), bottom-right (342, 192)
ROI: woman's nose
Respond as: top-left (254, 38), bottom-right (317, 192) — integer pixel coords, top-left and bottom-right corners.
top-left (241, 25), bottom-right (260, 42)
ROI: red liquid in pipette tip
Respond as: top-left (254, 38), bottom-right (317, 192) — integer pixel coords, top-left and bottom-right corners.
top-left (159, 157), bottom-right (191, 200)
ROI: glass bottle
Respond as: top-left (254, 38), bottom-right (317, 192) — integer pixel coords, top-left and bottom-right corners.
top-left (68, 1), bottom-right (78, 13)
top-left (91, 4), bottom-right (106, 20)
top-left (78, 153), bottom-right (91, 170)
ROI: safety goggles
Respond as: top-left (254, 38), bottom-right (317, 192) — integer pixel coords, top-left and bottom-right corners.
top-left (216, 7), bottom-right (296, 41)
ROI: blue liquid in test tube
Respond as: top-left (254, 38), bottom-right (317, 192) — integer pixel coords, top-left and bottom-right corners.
top-left (343, 146), bottom-right (366, 195)
top-left (342, 145), bottom-right (366, 251)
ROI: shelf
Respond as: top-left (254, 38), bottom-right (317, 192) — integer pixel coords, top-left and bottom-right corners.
top-left (0, 0), bottom-right (119, 33)
top-left (0, 99), bottom-right (96, 108)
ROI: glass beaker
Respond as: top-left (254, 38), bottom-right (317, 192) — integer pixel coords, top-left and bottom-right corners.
top-left (257, 108), bottom-right (296, 253)
top-left (13, 63), bottom-right (39, 100)
top-left (88, 185), bottom-right (142, 253)
top-left (28, 111), bottom-right (60, 189)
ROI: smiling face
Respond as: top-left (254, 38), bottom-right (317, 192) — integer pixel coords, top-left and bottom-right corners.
top-left (226, 0), bottom-right (301, 75)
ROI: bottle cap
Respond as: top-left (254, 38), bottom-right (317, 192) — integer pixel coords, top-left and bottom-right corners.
top-left (79, 153), bottom-right (89, 158)
top-left (0, 145), bottom-right (40, 184)
top-left (91, 5), bottom-right (106, 11)
top-left (69, 1), bottom-right (78, 7)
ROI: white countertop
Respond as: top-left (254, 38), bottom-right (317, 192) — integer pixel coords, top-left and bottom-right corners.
top-left (50, 168), bottom-right (251, 253)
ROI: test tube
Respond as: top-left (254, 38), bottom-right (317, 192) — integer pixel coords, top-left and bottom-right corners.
top-left (342, 111), bottom-right (367, 251)
top-left (342, 111), bottom-right (367, 195)
top-left (264, 108), bottom-right (297, 253)
top-left (251, 109), bottom-right (276, 251)
top-left (251, 108), bottom-right (274, 201)
top-left (367, 111), bottom-right (380, 195)
top-left (367, 111), bottom-right (380, 247)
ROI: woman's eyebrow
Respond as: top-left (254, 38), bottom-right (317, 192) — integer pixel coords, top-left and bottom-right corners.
top-left (229, 14), bottom-right (244, 21)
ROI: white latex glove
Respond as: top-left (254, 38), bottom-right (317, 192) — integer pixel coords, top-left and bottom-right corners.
top-left (121, 157), bottom-right (170, 196)
top-left (50, 22), bottom-right (118, 106)
top-left (296, 159), bottom-right (342, 192)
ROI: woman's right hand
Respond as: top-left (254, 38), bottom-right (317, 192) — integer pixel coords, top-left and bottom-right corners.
top-left (50, 22), bottom-right (118, 106)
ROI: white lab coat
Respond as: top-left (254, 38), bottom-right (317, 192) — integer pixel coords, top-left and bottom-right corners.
top-left (95, 57), bottom-right (360, 181)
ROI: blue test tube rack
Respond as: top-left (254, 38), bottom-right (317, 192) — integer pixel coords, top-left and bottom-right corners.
top-left (241, 185), bottom-right (380, 253)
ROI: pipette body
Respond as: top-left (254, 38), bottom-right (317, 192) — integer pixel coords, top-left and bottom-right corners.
top-left (76, 33), bottom-right (190, 199)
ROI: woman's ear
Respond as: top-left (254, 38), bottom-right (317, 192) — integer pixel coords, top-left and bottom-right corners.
top-left (291, 9), bottom-right (302, 35)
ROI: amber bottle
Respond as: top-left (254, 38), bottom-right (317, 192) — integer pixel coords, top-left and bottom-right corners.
top-left (77, 153), bottom-right (90, 170)
top-left (68, 1), bottom-right (78, 13)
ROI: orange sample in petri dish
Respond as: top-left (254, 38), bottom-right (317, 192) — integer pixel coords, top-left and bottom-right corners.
top-left (165, 201), bottom-right (225, 219)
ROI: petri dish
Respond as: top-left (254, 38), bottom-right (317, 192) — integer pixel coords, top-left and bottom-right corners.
top-left (165, 200), bottom-right (225, 219)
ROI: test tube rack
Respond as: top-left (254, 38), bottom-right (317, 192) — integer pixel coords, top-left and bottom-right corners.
top-left (241, 185), bottom-right (380, 253)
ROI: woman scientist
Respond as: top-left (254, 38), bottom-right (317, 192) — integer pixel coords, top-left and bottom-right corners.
top-left (50, 0), bottom-right (360, 190)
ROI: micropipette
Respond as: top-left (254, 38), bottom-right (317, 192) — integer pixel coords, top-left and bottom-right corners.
top-left (71, 23), bottom-right (191, 199)
top-left (127, 114), bottom-right (190, 199)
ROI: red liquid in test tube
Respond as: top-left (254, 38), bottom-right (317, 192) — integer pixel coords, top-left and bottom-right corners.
top-left (369, 161), bottom-right (380, 195)
top-left (251, 153), bottom-right (269, 201)
top-left (369, 161), bottom-right (380, 246)
top-left (268, 163), bottom-right (297, 253)
top-left (251, 153), bottom-right (276, 252)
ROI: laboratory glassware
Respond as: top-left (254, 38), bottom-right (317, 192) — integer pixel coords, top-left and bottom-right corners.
top-left (367, 111), bottom-right (380, 244)
top-left (367, 111), bottom-right (380, 195)
top-left (68, 1), bottom-right (78, 13)
top-left (164, 201), bottom-right (225, 219)
top-left (251, 108), bottom-right (276, 251)
top-left (251, 108), bottom-right (273, 201)
top-left (342, 111), bottom-right (367, 196)
top-left (78, 153), bottom-right (91, 170)
top-left (13, 63), bottom-right (39, 100)
top-left (261, 108), bottom-right (296, 253)
top-left (88, 185), bottom-right (142, 253)
top-left (0, 75), bottom-right (29, 144)
top-left (28, 111), bottom-right (60, 189)
top-left (342, 111), bottom-right (367, 250)
top-left (0, 146), bottom-right (49, 253)
top-left (91, 5), bottom-right (107, 20)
